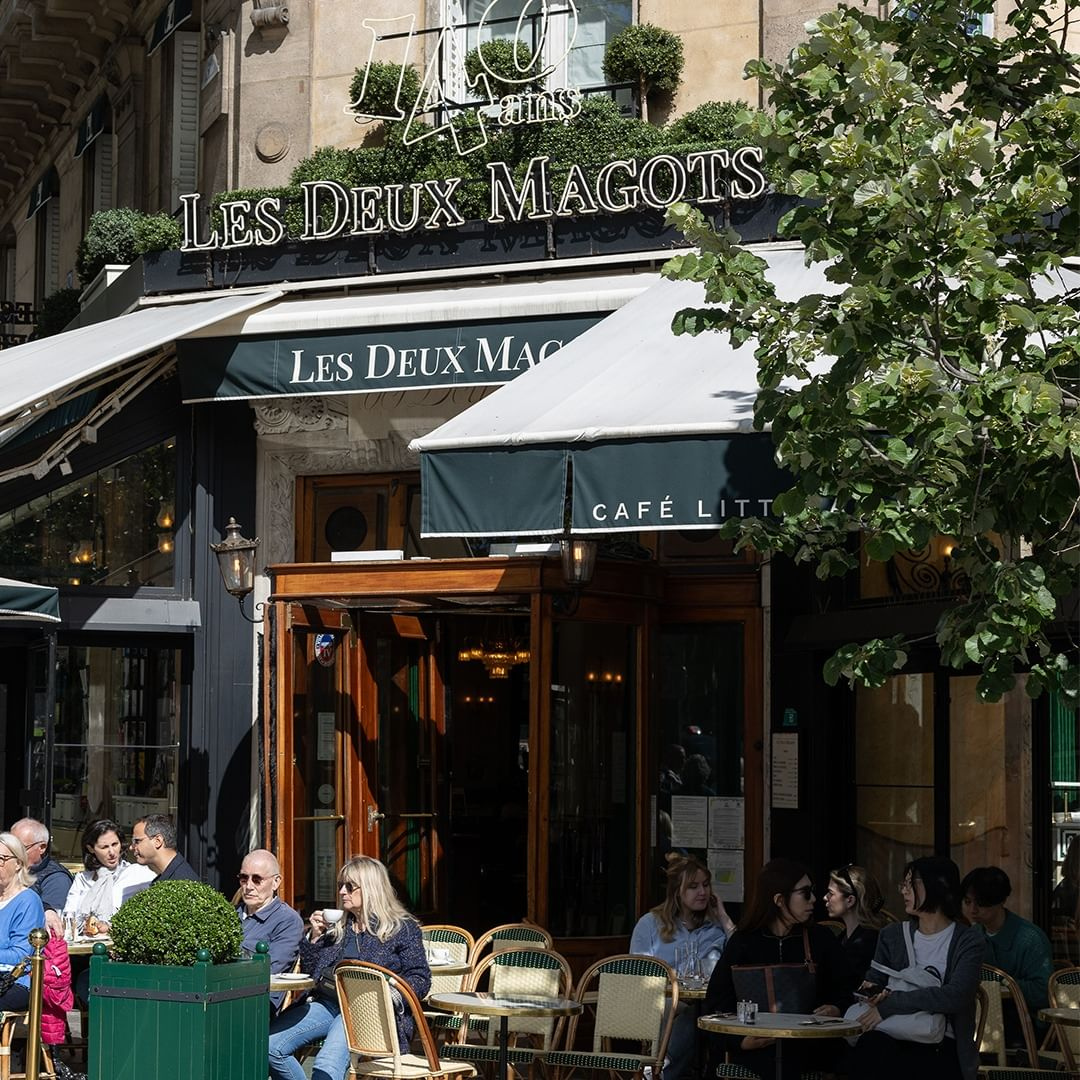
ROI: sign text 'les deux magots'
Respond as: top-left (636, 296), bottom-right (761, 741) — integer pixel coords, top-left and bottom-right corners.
top-left (179, 149), bottom-right (767, 252)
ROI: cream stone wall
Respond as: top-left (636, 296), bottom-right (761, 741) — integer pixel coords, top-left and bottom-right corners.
top-left (639, 0), bottom-right (761, 115)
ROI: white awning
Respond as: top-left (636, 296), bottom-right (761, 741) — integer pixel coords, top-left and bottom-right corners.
top-left (181, 273), bottom-right (656, 338)
top-left (0, 289), bottom-right (284, 437)
top-left (410, 246), bottom-right (834, 452)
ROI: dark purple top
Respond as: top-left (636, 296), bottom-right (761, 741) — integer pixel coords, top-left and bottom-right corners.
top-left (300, 916), bottom-right (431, 1050)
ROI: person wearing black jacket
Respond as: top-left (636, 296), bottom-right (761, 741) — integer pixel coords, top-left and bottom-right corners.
top-left (704, 858), bottom-right (850, 1080)
top-left (824, 863), bottom-right (891, 994)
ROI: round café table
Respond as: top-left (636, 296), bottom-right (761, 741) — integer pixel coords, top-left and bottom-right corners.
top-left (428, 990), bottom-right (581, 1080)
top-left (698, 1011), bottom-right (860, 1080)
top-left (66, 938), bottom-right (111, 956)
top-left (1038, 1007), bottom-right (1080, 1070)
top-left (270, 974), bottom-right (316, 994)
top-left (427, 961), bottom-right (473, 979)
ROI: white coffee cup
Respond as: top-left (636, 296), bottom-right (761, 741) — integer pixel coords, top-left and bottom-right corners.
top-left (322, 908), bottom-right (345, 925)
top-left (430, 946), bottom-right (451, 964)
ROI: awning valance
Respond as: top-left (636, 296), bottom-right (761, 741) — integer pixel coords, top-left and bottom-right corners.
top-left (0, 577), bottom-right (59, 622)
top-left (26, 168), bottom-right (58, 220)
top-left (411, 246), bottom-right (837, 535)
top-left (75, 96), bottom-right (110, 159)
top-left (178, 274), bottom-right (650, 402)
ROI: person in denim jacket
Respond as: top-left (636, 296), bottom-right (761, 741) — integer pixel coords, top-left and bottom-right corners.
top-left (630, 853), bottom-right (735, 1080)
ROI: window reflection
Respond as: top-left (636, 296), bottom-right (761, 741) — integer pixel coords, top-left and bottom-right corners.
top-left (0, 438), bottom-right (176, 587)
top-left (51, 644), bottom-right (181, 861)
top-left (548, 621), bottom-right (635, 936)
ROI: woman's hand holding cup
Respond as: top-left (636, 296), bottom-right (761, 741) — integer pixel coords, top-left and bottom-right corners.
top-left (308, 910), bottom-right (327, 940)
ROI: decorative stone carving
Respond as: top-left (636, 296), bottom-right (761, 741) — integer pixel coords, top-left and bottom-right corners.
top-left (258, 436), bottom-right (419, 566)
top-left (255, 122), bottom-right (290, 163)
top-left (250, 1), bottom-right (289, 30)
top-left (252, 396), bottom-right (346, 435)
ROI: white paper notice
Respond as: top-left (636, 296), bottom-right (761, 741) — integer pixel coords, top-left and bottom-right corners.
top-left (708, 797), bottom-right (744, 849)
top-left (772, 732), bottom-right (799, 809)
top-left (317, 712), bottom-right (336, 762)
top-left (670, 795), bottom-right (709, 848)
top-left (708, 849), bottom-right (744, 901)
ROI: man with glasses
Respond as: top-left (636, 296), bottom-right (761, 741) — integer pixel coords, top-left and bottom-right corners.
top-left (131, 814), bottom-right (200, 882)
top-left (236, 849), bottom-right (303, 1010)
top-left (10, 817), bottom-right (73, 933)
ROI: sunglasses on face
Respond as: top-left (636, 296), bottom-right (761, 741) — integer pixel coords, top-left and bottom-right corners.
top-left (790, 885), bottom-right (814, 901)
top-left (338, 881), bottom-right (362, 894)
top-left (237, 873), bottom-right (274, 886)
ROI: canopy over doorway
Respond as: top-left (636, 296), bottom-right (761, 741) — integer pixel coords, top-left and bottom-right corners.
top-left (409, 245), bottom-right (837, 536)
top-left (0, 577), bottom-right (59, 622)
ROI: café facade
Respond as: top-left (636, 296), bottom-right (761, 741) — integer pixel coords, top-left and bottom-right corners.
top-left (0, 0), bottom-right (1074, 967)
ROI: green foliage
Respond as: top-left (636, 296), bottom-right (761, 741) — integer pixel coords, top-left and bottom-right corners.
top-left (349, 62), bottom-right (422, 120)
top-left (465, 40), bottom-right (546, 99)
top-left (110, 881), bottom-right (243, 966)
top-left (34, 288), bottom-right (81, 338)
top-left (76, 208), bottom-right (143, 283)
top-left (133, 212), bottom-right (181, 255)
top-left (603, 23), bottom-right (685, 98)
top-left (664, 0), bottom-right (1080, 702)
top-left (665, 100), bottom-right (748, 146)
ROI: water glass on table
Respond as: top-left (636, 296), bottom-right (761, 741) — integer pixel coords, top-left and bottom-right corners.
top-left (676, 941), bottom-right (705, 989)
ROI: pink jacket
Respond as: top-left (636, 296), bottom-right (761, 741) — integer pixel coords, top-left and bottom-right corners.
top-left (41, 936), bottom-right (73, 1045)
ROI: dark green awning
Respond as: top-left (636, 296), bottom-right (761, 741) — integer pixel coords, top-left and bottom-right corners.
top-left (26, 169), bottom-right (58, 220)
top-left (147, 0), bottom-right (193, 55)
top-left (0, 577), bottom-right (60, 622)
top-left (75, 97), bottom-right (109, 159)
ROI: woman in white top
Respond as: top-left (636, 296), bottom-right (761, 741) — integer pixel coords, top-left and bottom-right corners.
top-left (63, 819), bottom-right (156, 931)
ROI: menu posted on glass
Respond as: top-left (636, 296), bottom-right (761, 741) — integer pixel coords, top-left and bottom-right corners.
top-left (771, 732), bottom-right (799, 809)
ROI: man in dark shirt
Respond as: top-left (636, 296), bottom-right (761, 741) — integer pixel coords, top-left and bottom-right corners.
top-left (131, 814), bottom-right (200, 882)
top-left (11, 817), bottom-right (73, 935)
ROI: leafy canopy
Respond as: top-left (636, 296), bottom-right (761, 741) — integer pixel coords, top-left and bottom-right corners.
top-left (663, 0), bottom-right (1080, 702)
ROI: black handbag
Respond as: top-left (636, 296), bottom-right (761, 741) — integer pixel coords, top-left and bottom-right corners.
top-left (0, 959), bottom-right (27, 999)
top-left (730, 927), bottom-right (818, 1014)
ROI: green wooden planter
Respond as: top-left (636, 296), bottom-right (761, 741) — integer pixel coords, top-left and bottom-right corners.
top-left (88, 942), bottom-right (270, 1080)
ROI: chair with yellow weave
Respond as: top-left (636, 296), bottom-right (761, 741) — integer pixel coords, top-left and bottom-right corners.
top-left (422, 926), bottom-right (475, 1046)
top-left (544, 954), bottom-right (677, 1080)
top-left (441, 946), bottom-right (574, 1079)
top-left (470, 926), bottom-right (553, 966)
top-left (978, 964), bottom-right (1039, 1069)
top-left (1039, 966), bottom-right (1080, 1072)
top-left (0, 1011), bottom-right (56, 1080)
top-left (335, 960), bottom-right (477, 1080)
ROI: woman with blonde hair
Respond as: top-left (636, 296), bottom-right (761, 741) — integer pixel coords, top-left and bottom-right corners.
top-left (823, 864), bottom-right (890, 993)
top-left (268, 855), bottom-right (430, 1080)
top-left (0, 831), bottom-right (45, 1011)
top-left (630, 853), bottom-right (735, 1080)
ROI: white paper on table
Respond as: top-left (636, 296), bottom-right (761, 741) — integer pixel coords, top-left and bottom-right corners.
top-left (670, 795), bottom-right (709, 848)
top-left (708, 797), bottom-right (744, 849)
top-left (707, 849), bottom-right (744, 901)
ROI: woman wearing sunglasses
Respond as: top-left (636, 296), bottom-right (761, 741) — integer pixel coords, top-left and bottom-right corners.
top-left (268, 855), bottom-right (430, 1080)
top-left (0, 832), bottom-right (45, 1011)
top-left (704, 858), bottom-right (848, 1080)
top-left (850, 856), bottom-right (982, 1080)
top-left (824, 864), bottom-right (890, 993)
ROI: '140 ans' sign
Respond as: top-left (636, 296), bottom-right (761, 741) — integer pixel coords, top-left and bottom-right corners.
top-left (180, 148), bottom-right (767, 252)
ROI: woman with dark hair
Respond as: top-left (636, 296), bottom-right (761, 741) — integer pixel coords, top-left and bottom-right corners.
top-left (824, 864), bottom-right (890, 994)
top-left (704, 858), bottom-right (848, 1080)
top-left (850, 856), bottom-right (982, 1080)
top-left (630, 853), bottom-right (735, 1080)
top-left (63, 819), bottom-right (156, 932)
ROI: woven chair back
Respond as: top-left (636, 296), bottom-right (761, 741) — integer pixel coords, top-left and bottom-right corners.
top-left (337, 964), bottom-right (402, 1067)
top-left (471, 923), bottom-right (552, 963)
top-left (470, 946), bottom-right (572, 1047)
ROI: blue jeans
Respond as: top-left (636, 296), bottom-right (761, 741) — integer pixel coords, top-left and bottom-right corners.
top-left (662, 1001), bottom-right (700, 1080)
top-left (269, 995), bottom-right (351, 1080)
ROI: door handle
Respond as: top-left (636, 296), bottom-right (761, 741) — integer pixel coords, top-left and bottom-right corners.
top-left (292, 815), bottom-right (346, 824)
top-left (367, 805), bottom-right (386, 832)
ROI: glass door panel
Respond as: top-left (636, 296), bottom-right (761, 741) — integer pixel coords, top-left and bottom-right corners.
top-left (290, 630), bottom-right (347, 911)
top-left (854, 674), bottom-right (934, 915)
top-left (548, 620), bottom-right (635, 937)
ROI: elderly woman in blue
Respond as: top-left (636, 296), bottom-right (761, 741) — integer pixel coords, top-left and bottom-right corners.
top-left (0, 832), bottom-right (45, 1012)
top-left (630, 853), bottom-right (734, 1080)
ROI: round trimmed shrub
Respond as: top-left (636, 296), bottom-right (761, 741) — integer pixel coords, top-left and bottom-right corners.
top-left (465, 40), bottom-right (546, 99)
top-left (349, 62), bottom-right (422, 119)
top-left (602, 24), bottom-right (684, 121)
top-left (34, 288), bottom-right (81, 338)
top-left (134, 212), bottom-right (181, 257)
top-left (76, 208), bottom-right (143, 284)
top-left (110, 880), bottom-right (244, 966)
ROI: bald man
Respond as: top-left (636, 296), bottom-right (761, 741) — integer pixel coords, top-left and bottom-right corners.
top-left (236, 849), bottom-right (303, 1009)
top-left (11, 818), bottom-right (72, 935)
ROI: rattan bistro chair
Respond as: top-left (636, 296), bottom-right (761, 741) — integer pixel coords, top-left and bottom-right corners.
top-left (0, 1011), bottom-right (56, 1080)
top-left (979, 965), bottom-right (1039, 1069)
top-left (1040, 967), bottom-right (1080, 1072)
top-left (544, 955), bottom-right (677, 1080)
top-left (442, 947), bottom-right (574, 1078)
top-left (422, 926), bottom-right (476, 1045)
top-left (470, 926), bottom-right (553, 966)
top-left (335, 960), bottom-right (477, 1080)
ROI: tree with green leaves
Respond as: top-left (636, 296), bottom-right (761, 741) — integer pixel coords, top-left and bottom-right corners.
top-left (664, 0), bottom-right (1080, 702)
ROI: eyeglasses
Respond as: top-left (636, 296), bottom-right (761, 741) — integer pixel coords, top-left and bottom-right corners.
top-left (0, 854), bottom-right (15, 866)
top-left (338, 881), bottom-right (362, 894)
top-left (790, 885), bottom-right (814, 900)
top-left (237, 873), bottom-right (275, 886)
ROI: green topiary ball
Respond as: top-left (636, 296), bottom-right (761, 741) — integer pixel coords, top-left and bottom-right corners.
top-left (110, 881), bottom-right (243, 967)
